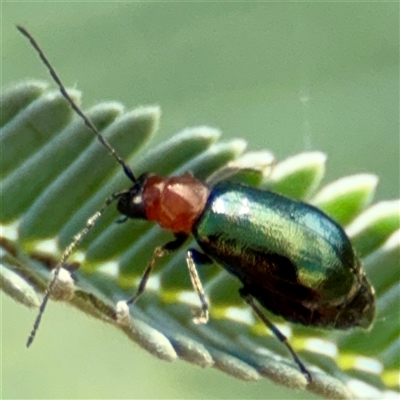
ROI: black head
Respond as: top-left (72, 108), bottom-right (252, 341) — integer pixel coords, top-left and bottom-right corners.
top-left (116, 173), bottom-right (150, 220)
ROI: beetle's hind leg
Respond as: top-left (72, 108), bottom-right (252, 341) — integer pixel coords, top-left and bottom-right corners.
top-left (239, 287), bottom-right (312, 383)
top-left (186, 249), bottom-right (212, 325)
top-left (125, 233), bottom-right (188, 306)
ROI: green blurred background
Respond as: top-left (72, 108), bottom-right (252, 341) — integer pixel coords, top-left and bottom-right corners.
top-left (2, 3), bottom-right (399, 399)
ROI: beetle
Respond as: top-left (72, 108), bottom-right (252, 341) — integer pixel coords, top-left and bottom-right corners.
top-left (18, 26), bottom-right (375, 383)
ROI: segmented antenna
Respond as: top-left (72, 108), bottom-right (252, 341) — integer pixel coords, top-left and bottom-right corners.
top-left (16, 26), bottom-right (132, 346)
top-left (26, 192), bottom-right (126, 347)
top-left (17, 25), bottom-right (136, 182)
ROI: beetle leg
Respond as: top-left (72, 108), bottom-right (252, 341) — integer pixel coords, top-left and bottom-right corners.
top-left (186, 249), bottom-right (211, 325)
top-left (239, 287), bottom-right (312, 383)
top-left (125, 233), bottom-right (188, 306)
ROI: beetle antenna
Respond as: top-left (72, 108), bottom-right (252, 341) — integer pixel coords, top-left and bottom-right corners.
top-left (26, 191), bottom-right (125, 347)
top-left (16, 25), bottom-right (136, 183)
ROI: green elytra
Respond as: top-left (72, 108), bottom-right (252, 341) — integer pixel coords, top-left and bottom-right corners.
top-left (194, 182), bottom-right (375, 330)
top-left (17, 25), bottom-right (375, 384)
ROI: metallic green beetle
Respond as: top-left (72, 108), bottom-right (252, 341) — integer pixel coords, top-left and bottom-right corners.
top-left (19, 25), bottom-right (375, 384)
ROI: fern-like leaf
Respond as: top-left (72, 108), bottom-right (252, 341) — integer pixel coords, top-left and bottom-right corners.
top-left (1, 81), bottom-right (399, 399)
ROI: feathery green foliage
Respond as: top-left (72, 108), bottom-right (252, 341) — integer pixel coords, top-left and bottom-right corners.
top-left (1, 81), bottom-right (399, 399)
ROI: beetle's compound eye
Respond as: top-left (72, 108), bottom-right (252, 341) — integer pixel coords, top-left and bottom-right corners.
top-left (117, 188), bottom-right (147, 220)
